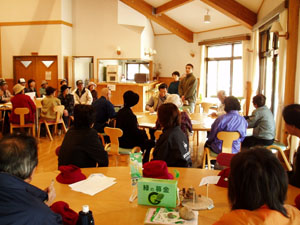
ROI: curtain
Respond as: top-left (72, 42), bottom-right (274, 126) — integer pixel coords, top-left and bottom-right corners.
top-left (275, 9), bottom-right (288, 144)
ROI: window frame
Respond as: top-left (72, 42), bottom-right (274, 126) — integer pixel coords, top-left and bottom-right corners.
top-left (205, 42), bottom-right (242, 97)
top-left (125, 62), bottom-right (149, 80)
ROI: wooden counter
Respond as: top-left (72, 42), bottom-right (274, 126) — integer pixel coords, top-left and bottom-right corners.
top-left (96, 81), bottom-right (157, 112)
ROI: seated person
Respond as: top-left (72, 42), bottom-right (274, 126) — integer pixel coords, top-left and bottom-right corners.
top-left (206, 96), bottom-right (247, 154)
top-left (0, 79), bottom-right (12, 102)
top-left (214, 147), bottom-right (300, 225)
top-left (153, 103), bottom-right (192, 167)
top-left (146, 83), bottom-right (169, 113)
top-left (0, 134), bottom-right (62, 225)
top-left (283, 104), bottom-right (300, 188)
top-left (93, 88), bottom-right (116, 133)
top-left (41, 87), bottom-right (61, 121)
top-left (39, 80), bottom-right (48, 97)
top-left (18, 78), bottom-right (26, 87)
top-left (242, 94), bottom-right (275, 148)
top-left (58, 85), bottom-right (74, 127)
top-left (25, 79), bottom-right (38, 97)
top-left (211, 90), bottom-right (226, 117)
top-left (72, 80), bottom-right (93, 105)
top-left (58, 105), bottom-right (108, 168)
top-left (116, 91), bottom-right (154, 158)
top-left (10, 84), bottom-right (36, 124)
top-left (168, 71), bottom-right (180, 95)
top-left (87, 82), bottom-right (98, 103)
top-left (155, 94), bottom-right (192, 140)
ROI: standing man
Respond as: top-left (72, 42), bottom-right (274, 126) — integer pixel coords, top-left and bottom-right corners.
top-left (73, 80), bottom-right (93, 105)
top-left (93, 88), bottom-right (116, 133)
top-left (179, 63), bottom-right (198, 113)
top-left (146, 83), bottom-right (169, 113)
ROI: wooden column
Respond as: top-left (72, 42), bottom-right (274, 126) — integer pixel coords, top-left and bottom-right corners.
top-left (283, 0), bottom-right (299, 145)
top-left (0, 26), bottom-right (2, 78)
top-left (284, 0), bottom-right (299, 105)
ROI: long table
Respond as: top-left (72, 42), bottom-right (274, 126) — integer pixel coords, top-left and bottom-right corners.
top-left (136, 112), bottom-right (215, 145)
top-left (31, 167), bottom-right (300, 225)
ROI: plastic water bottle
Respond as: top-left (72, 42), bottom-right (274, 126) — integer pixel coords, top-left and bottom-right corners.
top-left (76, 205), bottom-right (95, 225)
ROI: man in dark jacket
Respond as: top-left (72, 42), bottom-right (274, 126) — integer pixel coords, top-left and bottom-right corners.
top-left (58, 85), bottom-right (75, 127)
top-left (0, 134), bottom-right (62, 225)
top-left (93, 88), bottom-right (116, 133)
top-left (153, 103), bottom-right (192, 167)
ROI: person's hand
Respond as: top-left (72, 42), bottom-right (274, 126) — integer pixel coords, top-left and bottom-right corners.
top-left (44, 180), bottom-right (56, 206)
top-left (181, 96), bottom-right (185, 102)
top-left (211, 112), bottom-right (217, 117)
top-left (63, 109), bottom-right (69, 117)
top-left (149, 107), bottom-right (155, 113)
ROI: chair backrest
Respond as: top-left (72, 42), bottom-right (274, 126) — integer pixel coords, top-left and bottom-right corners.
top-left (14, 107), bottom-right (30, 126)
top-left (149, 147), bottom-right (155, 162)
top-left (217, 131), bottom-right (240, 153)
top-left (54, 105), bottom-right (65, 123)
top-left (201, 102), bottom-right (214, 114)
top-left (104, 127), bottom-right (123, 155)
top-left (266, 145), bottom-right (293, 171)
top-left (154, 130), bottom-right (162, 141)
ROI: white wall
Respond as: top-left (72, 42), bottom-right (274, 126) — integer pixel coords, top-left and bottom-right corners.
top-left (258, 0), bottom-right (285, 21)
top-left (154, 26), bottom-right (251, 78)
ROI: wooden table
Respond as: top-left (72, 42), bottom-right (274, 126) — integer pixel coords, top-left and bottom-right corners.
top-left (31, 167), bottom-right (300, 225)
top-left (135, 112), bottom-right (215, 145)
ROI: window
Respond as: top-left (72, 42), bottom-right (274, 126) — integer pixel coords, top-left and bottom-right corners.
top-left (126, 63), bottom-right (149, 80)
top-left (258, 28), bottom-right (279, 114)
top-left (206, 43), bottom-right (243, 97)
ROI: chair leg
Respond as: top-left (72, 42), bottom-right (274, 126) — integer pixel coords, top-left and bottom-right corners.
top-left (45, 122), bottom-right (53, 141)
top-left (32, 125), bottom-right (36, 137)
top-left (206, 149), bottom-right (212, 170)
top-left (202, 149), bottom-right (207, 169)
top-left (38, 123), bottom-right (41, 138)
top-left (197, 131), bottom-right (199, 146)
top-left (54, 124), bottom-right (58, 135)
top-left (61, 121), bottom-right (67, 134)
top-left (10, 124), bottom-right (13, 134)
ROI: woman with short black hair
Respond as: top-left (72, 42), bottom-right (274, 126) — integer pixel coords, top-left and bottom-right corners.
top-left (152, 103), bottom-right (192, 167)
top-left (283, 104), bottom-right (300, 188)
top-left (214, 148), bottom-right (300, 224)
top-left (58, 104), bottom-right (108, 168)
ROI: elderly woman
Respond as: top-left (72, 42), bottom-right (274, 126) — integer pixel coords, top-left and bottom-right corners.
top-left (40, 87), bottom-right (61, 121)
top-left (153, 103), bottom-right (192, 167)
top-left (87, 81), bottom-right (98, 103)
top-left (154, 94), bottom-right (192, 140)
top-left (214, 148), bottom-right (300, 224)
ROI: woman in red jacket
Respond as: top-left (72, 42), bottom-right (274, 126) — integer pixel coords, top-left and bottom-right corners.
top-left (10, 84), bottom-right (36, 124)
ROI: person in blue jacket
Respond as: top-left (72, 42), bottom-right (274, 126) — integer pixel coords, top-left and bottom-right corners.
top-left (0, 133), bottom-right (62, 225)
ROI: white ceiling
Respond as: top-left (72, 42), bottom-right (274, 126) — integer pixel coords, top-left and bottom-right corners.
top-left (144, 0), bottom-right (263, 34)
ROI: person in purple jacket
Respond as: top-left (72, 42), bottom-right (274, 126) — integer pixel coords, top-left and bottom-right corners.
top-left (205, 96), bottom-right (248, 154)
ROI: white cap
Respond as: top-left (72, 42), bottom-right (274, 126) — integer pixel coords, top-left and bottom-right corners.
top-left (82, 205), bottom-right (89, 213)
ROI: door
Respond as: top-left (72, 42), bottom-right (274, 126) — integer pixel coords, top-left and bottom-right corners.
top-left (13, 56), bottom-right (58, 96)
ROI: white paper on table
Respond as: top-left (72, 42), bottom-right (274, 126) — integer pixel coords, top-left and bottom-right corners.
top-left (149, 112), bottom-right (157, 115)
top-left (139, 122), bottom-right (155, 128)
top-left (25, 92), bottom-right (36, 101)
top-left (199, 176), bottom-right (220, 186)
top-left (136, 115), bottom-right (143, 119)
top-left (191, 120), bottom-right (201, 124)
top-left (69, 173), bottom-right (116, 196)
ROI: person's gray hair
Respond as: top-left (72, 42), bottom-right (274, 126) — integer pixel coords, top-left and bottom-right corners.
top-left (0, 134), bottom-right (38, 180)
top-left (165, 94), bottom-right (183, 108)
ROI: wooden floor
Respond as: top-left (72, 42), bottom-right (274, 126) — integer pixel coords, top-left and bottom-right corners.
top-left (35, 131), bottom-right (207, 173)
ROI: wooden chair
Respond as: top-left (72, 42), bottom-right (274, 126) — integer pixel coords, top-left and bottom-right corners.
top-left (38, 105), bottom-right (67, 141)
top-left (200, 102), bottom-right (215, 114)
top-left (104, 127), bottom-right (141, 166)
top-left (202, 131), bottom-right (240, 169)
top-left (10, 108), bottom-right (35, 136)
top-left (97, 133), bottom-right (106, 146)
top-left (266, 145), bottom-right (292, 171)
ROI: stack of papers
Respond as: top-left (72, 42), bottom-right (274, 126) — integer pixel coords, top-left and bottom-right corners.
top-left (69, 173), bottom-right (116, 196)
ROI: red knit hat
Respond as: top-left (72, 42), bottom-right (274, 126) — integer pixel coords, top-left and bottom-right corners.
top-left (295, 194), bottom-right (300, 210)
top-left (51, 201), bottom-right (78, 225)
top-left (216, 153), bottom-right (234, 167)
top-left (143, 160), bottom-right (173, 179)
top-left (56, 165), bottom-right (86, 184)
top-left (216, 168), bottom-right (230, 188)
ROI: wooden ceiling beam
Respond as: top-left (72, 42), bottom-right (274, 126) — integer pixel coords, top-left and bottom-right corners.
top-left (156, 0), bottom-right (193, 14)
top-left (201, 0), bottom-right (257, 29)
top-left (120, 0), bottom-right (193, 42)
